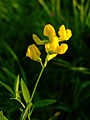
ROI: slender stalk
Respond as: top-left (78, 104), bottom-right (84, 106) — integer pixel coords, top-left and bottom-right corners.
top-left (80, 0), bottom-right (84, 23)
top-left (51, 0), bottom-right (55, 14)
top-left (28, 109), bottom-right (30, 120)
top-left (10, 98), bottom-right (25, 108)
top-left (38, 0), bottom-right (51, 15)
top-left (21, 57), bottom-right (48, 120)
top-left (57, 0), bottom-right (60, 17)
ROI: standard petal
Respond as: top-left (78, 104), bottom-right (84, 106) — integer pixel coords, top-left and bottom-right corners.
top-left (33, 34), bottom-right (49, 45)
top-left (55, 43), bottom-right (68, 54)
top-left (26, 44), bottom-right (41, 62)
top-left (43, 24), bottom-right (56, 42)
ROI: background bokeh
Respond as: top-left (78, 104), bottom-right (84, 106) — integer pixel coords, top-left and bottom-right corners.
top-left (0, 0), bottom-right (90, 119)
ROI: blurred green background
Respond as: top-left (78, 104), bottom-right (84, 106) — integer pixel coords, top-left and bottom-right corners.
top-left (0, 0), bottom-right (90, 119)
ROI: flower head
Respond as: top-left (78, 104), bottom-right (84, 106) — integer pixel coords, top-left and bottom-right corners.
top-left (43, 24), bottom-right (72, 60)
top-left (27, 24), bottom-right (72, 62)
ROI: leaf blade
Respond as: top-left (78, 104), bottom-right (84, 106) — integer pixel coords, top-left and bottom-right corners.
top-left (21, 78), bottom-right (30, 103)
top-left (0, 81), bottom-right (14, 96)
top-left (0, 111), bottom-right (8, 120)
top-left (14, 75), bottom-right (21, 100)
top-left (34, 99), bottom-right (57, 108)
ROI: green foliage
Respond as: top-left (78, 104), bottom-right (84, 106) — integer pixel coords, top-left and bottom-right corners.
top-left (34, 99), bottom-right (57, 108)
top-left (0, 111), bottom-right (8, 120)
top-left (21, 78), bottom-right (30, 104)
top-left (14, 75), bottom-right (21, 100)
top-left (0, 81), bottom-right (14, 97)
top-left (86, 10), bottom-right (90, 28)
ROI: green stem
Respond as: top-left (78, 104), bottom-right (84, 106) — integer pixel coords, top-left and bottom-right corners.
top-left (10, 98), bottom-right (25, 108)
top-left (51, 0), bottom-right (55, 14)
top-left (38, 0), bottom-right (51, 15)
top-left (57, 0), bottom-right (60, 17)
top-left (22, 57), bottom-right (48, 120)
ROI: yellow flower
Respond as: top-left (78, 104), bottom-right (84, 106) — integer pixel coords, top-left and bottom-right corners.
top-left (58, 25), bottom-right (72, 41)
top-left (31, 24), bottom-right (72, 61)
top-left (26, 44), bottom-right (42, 62)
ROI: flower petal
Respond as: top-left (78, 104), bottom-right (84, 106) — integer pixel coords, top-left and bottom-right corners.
top-left (45, 43), bottom-right (51, 53)
top-left (43, 24), bottom-right (56, 42)
top-left (58, 25), bottom-right (72, 41)
top-left (47, 54), bottom-right (57, 61)
top-left (51, 36), bottom-right (59, 52)
top-left (55, 43), bottom-right (68, 54)
top-left (45, 36), bottom-right (59, 54)
top-left (33, 34), bottom-right (49, 45)
top-left (26, 44), bottom-right (41, 62)
top-left (66, 29), bottom-right (72, 40)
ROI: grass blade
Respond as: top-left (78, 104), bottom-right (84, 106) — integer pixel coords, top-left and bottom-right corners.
top-left (0, 81), bottom-right (14, 96)
top-left (34, 99), bottom-right (57, 108)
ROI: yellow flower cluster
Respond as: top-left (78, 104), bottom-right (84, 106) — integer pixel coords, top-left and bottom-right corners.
top-left (26, 24), bottom-right (72, 62)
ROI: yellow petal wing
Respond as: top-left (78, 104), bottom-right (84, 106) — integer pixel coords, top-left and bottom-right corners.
top-left (66, 29), bottom-right (72, 40)
top-left (58, 25), bottom-right (72, 41)
top-left (55, 43), bottom-right (68, 54)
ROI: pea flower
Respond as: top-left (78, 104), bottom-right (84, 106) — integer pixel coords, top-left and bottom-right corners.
top-left (32, 24), bottom-right (72, 61)
top-left (26, 44), bottom-right (42, 63)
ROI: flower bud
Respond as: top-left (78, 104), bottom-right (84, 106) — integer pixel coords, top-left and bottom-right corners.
top-left (26, 44), bottom-right (42, 62)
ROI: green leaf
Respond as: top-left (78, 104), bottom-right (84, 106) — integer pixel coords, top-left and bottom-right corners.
top-left (0, 111), bottom-right (8, 120)
top-left (0, 81), bottom-right (14, 96)
top-left (34, 99), bottom-right (57, 108)
top-left (78, 81), bottom-right (90, 95)
top-left (86, 10), bottom-right (90, 28)
top-left (1, 67), bottom-right (16, 80)
top-left (3, 41), bottom-right (18, 61)
top-left (10, 98), bottom-right (25, 108)
top-left (21, 78), bottom-right (30, 103)
top-left (56, 106), bottom-right (71, 112)
top-left (75, 80), bottom-right (90, 98)
top-left (14, 75), bottom-right (21, 100)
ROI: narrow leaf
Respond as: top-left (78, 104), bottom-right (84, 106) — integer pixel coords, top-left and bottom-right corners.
top-left (21, 78), bottom-right (30, 103)
top-left (34, 99), bottom-right (57, 108)
top-left (1, 67), bottom-right (16, 80)
top-left (56, 106), bottom-right (71, 112)
top-left (78, 81), bottom-right (90, 95)
top-left (14, 75), bottom-right (21, 100)
top-left (0, 111), bottom-right (8, 120)
top-left (0, 81), bottom-right (14, 96)
top-left (3, 41), bottom-right (18, 61)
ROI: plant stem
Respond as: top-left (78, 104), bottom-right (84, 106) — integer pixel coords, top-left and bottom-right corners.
top-left (57, 0), bottom-right (60, 18)
top-left (38, 0), bottom-right (51, 15)
top-left (21, 57), bottom-right (48, 120)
